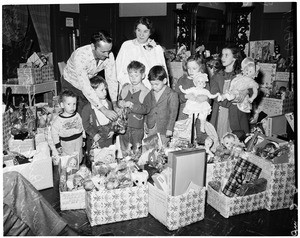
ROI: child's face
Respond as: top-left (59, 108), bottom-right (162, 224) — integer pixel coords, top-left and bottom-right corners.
top-left (221, 48), bottom-right (236, 68)
top-left (128, 69), bottom-right (145, 85)
top-left (187, 61), bottom-right (201, 79)
top-left (69, 158), bottom-right (77, 167)
top-left (95, 83), bottom-right (107, 100)
top-left (150, 78), bottom-right (167, 92)
top-left (223, 136), bottom-right (235, 150)
top-left (60, 96), bottom-right (77, 115)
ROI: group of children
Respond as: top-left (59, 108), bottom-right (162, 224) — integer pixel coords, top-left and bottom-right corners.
top-left (51, 52), bottom-right (258, 165)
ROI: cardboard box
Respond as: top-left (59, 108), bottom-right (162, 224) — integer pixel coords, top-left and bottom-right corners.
top-left (2, 110), bottom-right (11, 151)
top-left (41, 65), bottom-right (55, 82)
top-left (245, 153), bottom-right (296, 211)
top-left (17, 67), bottom-right (42, 85)
top-left (86, 185), bottom-right (148, 226)
top-left (207, 184), bottom-right (267, 218)
top-left (149, 183), bottom-right (205, 230)
top-left (167, 148), bottom-right (206, 196)
top-left (60, 189), bottom-right (86, 211)
top-left (8, 138), bottom-right (35, 154)
top-left (3, 155), bottom-right (53, 190)
top-left (259, 97), bottom-right (294, 117)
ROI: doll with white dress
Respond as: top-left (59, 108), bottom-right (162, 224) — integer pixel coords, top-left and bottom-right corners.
top-left (179, 72), bottom-right (220, 132)
top-left (218, 57), bottom-right (259, 113)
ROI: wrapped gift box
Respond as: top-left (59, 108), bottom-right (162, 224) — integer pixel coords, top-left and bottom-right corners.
top-left (17, 67), bottom-right (42, 85)
top-left (60, 189), bottom-right (86, 211)
top-left (245, 153), bottom-right (295, 211)
top-left (206, 157), bottom-right (267, 218)
top-left (86, 185), bottom-right (148, 226)
top-left (259, 97), bottom-right (294, 117)
top-left (149, 183), bottom-right (205, 230)
top-left (206, 159), bottom-right (237, 187)
top-left (2, 110), bottom-right (11, 151)
top-left (41, 65), bottom-right (55, 82)
top-left (3, 150), bottom-right (53, 190)
top-left (168, 61), bottom-right (184, 89)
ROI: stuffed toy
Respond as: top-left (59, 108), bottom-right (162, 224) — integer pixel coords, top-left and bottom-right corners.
top-left (131, 170), bottom-right (149, 187)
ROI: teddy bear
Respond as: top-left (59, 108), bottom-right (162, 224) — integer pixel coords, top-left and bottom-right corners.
top-left (131, 170), bottom-right (149, 187)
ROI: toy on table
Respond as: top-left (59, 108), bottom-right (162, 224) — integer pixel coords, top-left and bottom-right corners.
top-left (179, 72), bottom-right (220, 132)
top-left (219, 57), bottom-right (259, 113)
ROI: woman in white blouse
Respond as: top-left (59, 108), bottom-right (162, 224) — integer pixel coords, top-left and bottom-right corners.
top-left (116, 17), bottom-right (168, 90)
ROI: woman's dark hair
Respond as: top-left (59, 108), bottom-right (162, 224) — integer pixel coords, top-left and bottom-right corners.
top-left (134, 17), bottom-right (154, 35)
top-left (148, 65), bottom-right (167, 81)
top-left (183, 54), bottom-right (207, 74)
top-left (90, 30), bottom-right (113, 45)
top-left (221, 44), bottom-right (244, 75)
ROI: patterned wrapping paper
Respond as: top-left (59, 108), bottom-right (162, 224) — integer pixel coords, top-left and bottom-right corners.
top-left (2, 110), bottom-right (11, 151)
top-left (41, 65), bottom-right (55, 82)
top-left (206, 159), bottom-right (238, 186)
top-left (86, 185), bottom-right (149, 226)
top-left (149, 183), bottom-right (206, 230)
top-left (207, 184), bottom-right (267, 218)
top-left (222, 158), bottom-right (262, 197)
top-left (246, 153), bottom-right (296, 211)
top-left (17, 67), bottom-right (42, 85)
top-left (259, 97), bottom-right (294, 117)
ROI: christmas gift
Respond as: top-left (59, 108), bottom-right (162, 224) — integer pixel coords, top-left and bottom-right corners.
top-left (85, 185), bottom-right (148, 226)
top-left (149, 183), bottom-right (205, 230)
top-left (222, 158), bottom-right (262, 197)
top-left (3, 142), bottom-right (54, 190)
top-left (259, 96), bottom-right (294, 117)
top-left (17, 66), bottom-right (42, 85)
top-left (59, 154), bottom-right (88, 210)
top-left (41, 65), bottom-right (55, 82)
top-left (245, 152), bottom-right (296, 211)
top-left (3, 110), bottom-right (11, 151)
top-left (207, 184), bottom-right (267, 218)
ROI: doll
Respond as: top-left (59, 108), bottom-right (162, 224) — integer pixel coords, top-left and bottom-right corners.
top-left (214, 133), bottom-right (240, 162)
top-left (204, 137), bottom-right (214, 163)
top-left (179, 72), bottom-right (220, 132)
top-left (219, 57), bottom-right (259, 113)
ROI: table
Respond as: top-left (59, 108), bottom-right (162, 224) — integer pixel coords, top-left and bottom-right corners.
top-left (3, 81), bottom-right (57, 107)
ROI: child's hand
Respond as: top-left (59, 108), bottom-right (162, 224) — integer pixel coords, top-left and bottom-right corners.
top-left (107, 131), bottom-right (114, 139)
top-left (124, 101), bottom-right (134, 109)
top-left (118, 100), bottom-right (126, 108)
top-left (166, 130), bottom-right (173, 138)
top-left (93, 134), bottom-right (101, 142)
top-left (114, 106), bottom-right (123, 116)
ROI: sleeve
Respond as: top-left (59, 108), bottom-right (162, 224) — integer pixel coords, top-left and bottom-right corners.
top-left (210, 74), bottom-right (232, 108)
top-left (51, 118), bottom-right (61, 148)
top-left (104, 52), bottom-right (118, 102)
top-left (116, 42), bottom-right (131, 88)
top-left (166, 91), bottom-right (179, 132)
top-left (73, 51), bottom-right (104, 109)
top-left (81, 105), bottom-right (98, 139)
top-left (174, 77), bottom-right (187, 104)
top-left (131, 92), bottom-right (152, 115)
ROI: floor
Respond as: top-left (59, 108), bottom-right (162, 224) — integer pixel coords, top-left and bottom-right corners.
top-left (40, 165), bottom-right (298, 236)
